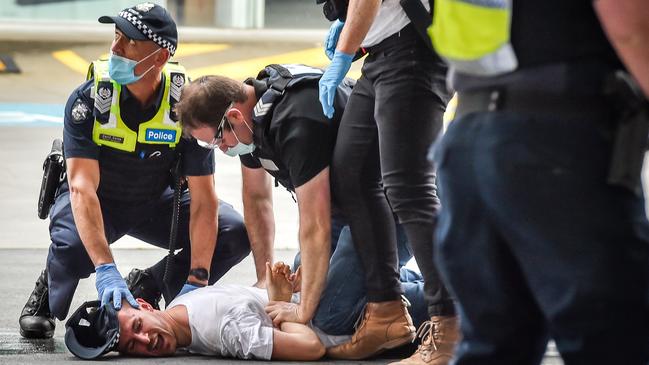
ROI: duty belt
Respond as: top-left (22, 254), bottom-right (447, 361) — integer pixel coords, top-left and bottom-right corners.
top-left (455, 89), bottom-right (613, 122)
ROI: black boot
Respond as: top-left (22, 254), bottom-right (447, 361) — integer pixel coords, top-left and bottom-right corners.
top-left (124, 268), bottom-right (162, 310)
top-left (19, 269), bottom-right (55, 339)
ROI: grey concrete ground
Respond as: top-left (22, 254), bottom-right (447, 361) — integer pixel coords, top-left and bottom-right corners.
top-left (0, 37), bottom-right (597, 364)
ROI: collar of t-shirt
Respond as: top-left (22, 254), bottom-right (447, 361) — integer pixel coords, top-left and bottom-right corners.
top-left (244, 77), bottom-right (268, 101)
top-left (119, 74), bottom-right (166, 131)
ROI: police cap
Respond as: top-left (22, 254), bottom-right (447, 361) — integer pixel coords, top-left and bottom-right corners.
top-left (98, 2), bottom-right (177, 56)
top-left (64, 300), bottom-right (120, 360)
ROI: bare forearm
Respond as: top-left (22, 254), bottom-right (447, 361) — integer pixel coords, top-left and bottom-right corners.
top-left (336, 0), bottom-right (381, 54)
top-left (280, 321), bottom-right (319, 340)
top-left (69, 188), bottom-right (112, 266)
top-left (298, 224), bottom-right (330, 322)
top-left (243, 198), bottom-right (275, 282)
top-left (189, 201), bottom-right (218, 283)
top-left (272, 323), bottom-right (325, 361)
top-left (595, 0), bottom-right (649, 98)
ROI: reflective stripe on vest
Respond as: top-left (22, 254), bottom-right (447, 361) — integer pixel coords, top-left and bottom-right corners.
top-left (429, 0), bottom-right (517, 76)
top-left (88, 60), bottom-right (186, 152)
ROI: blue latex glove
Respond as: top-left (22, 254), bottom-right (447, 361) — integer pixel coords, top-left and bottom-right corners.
top-left (319, 50), bottom-right (354, 119)
top-left (95, 263), bottom-right (139, 310)
top-left (324, 20), bottom-right (345, 60)
top-left (178, 283), bottom-right (201, 297)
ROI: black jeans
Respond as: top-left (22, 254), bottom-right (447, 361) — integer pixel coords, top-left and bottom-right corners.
top-left (331, 24), bottom-right (455, 316)
top-left (435, 103), bottom-right (649, 364)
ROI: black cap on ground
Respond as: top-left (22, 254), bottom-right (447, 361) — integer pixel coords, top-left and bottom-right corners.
top-left (64, 300), bottom-right (120, 360)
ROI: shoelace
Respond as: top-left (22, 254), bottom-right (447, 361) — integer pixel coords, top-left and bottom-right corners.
top-left (28, 276), bottom-right (48, 313)
top-left (414, 320), bottom-right (439, 354)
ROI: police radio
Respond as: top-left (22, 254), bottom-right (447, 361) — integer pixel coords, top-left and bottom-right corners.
top-left (37, 139), bottom-right (66, 219)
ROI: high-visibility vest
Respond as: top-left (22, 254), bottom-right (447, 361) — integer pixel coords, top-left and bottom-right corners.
top-left (429, 0), bottom-right (517, 76)
top-left (87, 59), bottom-right (186, 152)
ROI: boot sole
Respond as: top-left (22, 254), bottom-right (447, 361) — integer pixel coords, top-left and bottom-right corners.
top-left (19, 328), bottom-right (54, 339)
top-left (328, 332), bottom-right (416, 360)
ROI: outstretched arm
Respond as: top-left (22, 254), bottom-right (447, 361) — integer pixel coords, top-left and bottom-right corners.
top-left (242, 165), bottom-right (275, 287)
top-left (265, 168), bottom-right (331, 325)
top-left (186, 174), bottom-right (219, 286)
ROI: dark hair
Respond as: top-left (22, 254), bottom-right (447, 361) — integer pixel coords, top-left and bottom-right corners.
top-left (175, 75), bottom-right (247, 137)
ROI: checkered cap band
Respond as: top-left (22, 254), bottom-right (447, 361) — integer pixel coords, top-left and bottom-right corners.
top-left (118, 10), bottom-right (176, 56)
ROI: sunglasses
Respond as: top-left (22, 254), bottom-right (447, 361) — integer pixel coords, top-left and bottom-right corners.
top-left (196, 102), bottom-right (233, 149)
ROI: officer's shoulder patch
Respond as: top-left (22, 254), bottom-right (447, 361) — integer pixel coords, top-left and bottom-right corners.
top-left (71, 99), bottom-right (91, 124)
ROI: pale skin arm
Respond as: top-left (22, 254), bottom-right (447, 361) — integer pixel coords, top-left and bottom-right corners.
top-left (595, 0), bottom-right (649, 99)
top-left (241, 165), bottom-right (275, 287)
top-left (335, 0), bottom-right (381, 54)
top-left (265, 168), bottom-right (331, 325)
top-left (272, 322), bottom-right (326, 361)
top-left (66, 158), bottom-right (113, 266)
top-left (186, 174), bottom-right (219, 285)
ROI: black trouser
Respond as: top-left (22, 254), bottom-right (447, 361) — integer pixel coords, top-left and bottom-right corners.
top-left (46, 184), bottom-right (250, 319)
top-left (435, 90), bottom-right (649, 364)
top-left (331, 24), bottom-right (455, 316)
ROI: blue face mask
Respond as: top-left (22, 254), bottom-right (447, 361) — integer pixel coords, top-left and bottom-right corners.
top-left (108, 48), bottom-right (161, 85)
top-left (224, 141), bottom-right (256, 157)
top-left (224, 118), bottom-right (256, 157)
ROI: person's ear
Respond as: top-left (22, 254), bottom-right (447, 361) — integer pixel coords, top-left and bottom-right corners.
top-left (227, 107), bottom-right (243, 123)
top-left (136, 298), bottom-right (156, 312)
top-left (154, 48), bottom-right (170, 66)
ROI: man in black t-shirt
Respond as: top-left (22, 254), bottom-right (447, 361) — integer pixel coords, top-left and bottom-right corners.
top-left (177, 69), bottom-right (340, 330)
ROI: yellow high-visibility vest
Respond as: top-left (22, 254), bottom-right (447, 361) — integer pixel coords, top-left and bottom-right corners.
top-left (87, 59), bottom-right (186, 152)
top-left (429, 0), bottom-right (517, 76)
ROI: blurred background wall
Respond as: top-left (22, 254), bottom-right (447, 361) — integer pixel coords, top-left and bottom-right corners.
top-left (0, 0), bottom-right (330, 29)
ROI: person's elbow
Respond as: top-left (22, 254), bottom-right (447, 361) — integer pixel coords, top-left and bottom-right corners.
top-left (191, 191), bottom-right (218, 217)
top-left (68, 179), bottom-right (96, 202)
top-left (304, 339), bottom-right (325, 360)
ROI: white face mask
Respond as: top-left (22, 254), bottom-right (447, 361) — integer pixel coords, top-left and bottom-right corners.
top-left (224, 117), bottom-right (256, 157)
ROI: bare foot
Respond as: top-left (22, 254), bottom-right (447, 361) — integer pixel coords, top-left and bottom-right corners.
top-left (266, 262), bottom-right (293, 302)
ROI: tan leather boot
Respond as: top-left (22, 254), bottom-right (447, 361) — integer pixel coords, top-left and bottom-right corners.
top-left (327, 298), bottom-right (416, 359)
top-left (389, 315), bottom-right (460, 365)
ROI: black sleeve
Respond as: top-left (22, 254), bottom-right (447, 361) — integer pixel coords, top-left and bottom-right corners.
top-left (239, 154), bottom-right (263, 169)
top-left (63, 80), bottom-right (99, 160)
top-left (275, 116), bottom-right (333, 188)
top-left (179, 137), bottom-right (215, 176)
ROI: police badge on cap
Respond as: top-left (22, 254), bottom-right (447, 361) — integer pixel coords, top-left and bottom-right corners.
top-left (64, 300), bottom-right (120, 360)
top-left (98, 3), bottom-right (178, 56)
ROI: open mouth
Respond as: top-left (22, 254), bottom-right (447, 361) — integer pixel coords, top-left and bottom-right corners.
top-left (149, 334), bottom-right (161, 353)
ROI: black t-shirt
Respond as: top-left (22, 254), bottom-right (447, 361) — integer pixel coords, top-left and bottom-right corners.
top-left (63, 77), bottom-right (214, 177)
top-left (510, 1), bottom-right (619, 69)
top-left (453, 1), bottom-right (623, 92)
top-left (239, 78), bottom-right (338, 190)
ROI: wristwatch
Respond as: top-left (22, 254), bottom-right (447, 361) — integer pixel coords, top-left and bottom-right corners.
top-left (188, 267), bottom-right (209, 281)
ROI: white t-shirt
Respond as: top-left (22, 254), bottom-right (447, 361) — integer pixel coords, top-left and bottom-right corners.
top-left (168, 284), bottom-right (350, 360)
top-left (362, 0), bottom-right (430, 48)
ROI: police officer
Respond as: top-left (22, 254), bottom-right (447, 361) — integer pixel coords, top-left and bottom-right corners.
top-left (18, 3), bottom-right (251, 339)
top-left (431, 0), bottom-right (649, 364)
top-left (317, 0), bottom-right (457, 363)
top-left (175, 65), bottom-right (349, 333)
